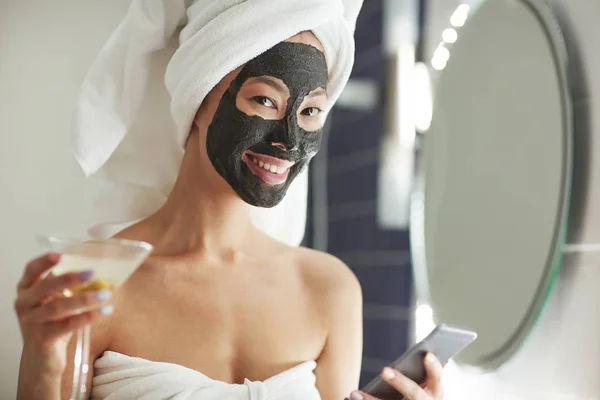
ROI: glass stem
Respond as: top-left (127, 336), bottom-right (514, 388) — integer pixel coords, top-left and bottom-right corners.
top-left (69, 325), bottom-right (91, 400)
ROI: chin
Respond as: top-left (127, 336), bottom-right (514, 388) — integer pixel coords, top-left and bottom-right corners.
top-left (237, 186), bottom-right (287, 208)
top-left (227, 162), bottom-right (295, 208)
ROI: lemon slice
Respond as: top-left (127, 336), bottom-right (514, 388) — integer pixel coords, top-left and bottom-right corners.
top-left (71, 279), bottom-right (118, 293)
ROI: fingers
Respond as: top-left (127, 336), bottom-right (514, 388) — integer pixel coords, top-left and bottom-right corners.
top-left (14, 253), bottom-right (116, 350)
top-left (42, 305), bottom-right (114, 342)
top-left (380, 367), bottom-right (429, 400)
top-left (28, 270), bottom-right (94, 308)
top-left (423, 353), bottom-right (444, 398)
top-left (17, 253), bottom-right (61, 291)
top-left (27, 289), bottom-right (112, 322)
top-left (347, 391), bottom-right (377, 400)
top-left (15, 270), bottom-right (94, 313)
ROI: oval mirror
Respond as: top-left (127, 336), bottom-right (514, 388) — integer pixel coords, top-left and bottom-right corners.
top-left (411, 0), bottom-right (573, 370)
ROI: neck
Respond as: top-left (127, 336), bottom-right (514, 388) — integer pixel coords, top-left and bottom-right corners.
top-left (149, 133), bottom-right (254, 257)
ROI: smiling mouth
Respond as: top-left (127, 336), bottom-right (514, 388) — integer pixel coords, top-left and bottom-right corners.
top-left (242, 151), bottom-right (295, 185)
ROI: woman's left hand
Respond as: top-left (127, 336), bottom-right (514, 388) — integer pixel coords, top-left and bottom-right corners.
top-left (348, 353), bottom-right (444, 400)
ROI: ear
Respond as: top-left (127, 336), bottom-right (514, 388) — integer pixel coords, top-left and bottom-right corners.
top-left (193, 104), bottom-right (205, 127)
top-left (193, 88), bottom-right (221, 129)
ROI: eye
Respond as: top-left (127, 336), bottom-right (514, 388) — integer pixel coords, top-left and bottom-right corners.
top-left (302, 107), bottom-right (322, 117)
top-left (253, 96), bottom-right (276, 109)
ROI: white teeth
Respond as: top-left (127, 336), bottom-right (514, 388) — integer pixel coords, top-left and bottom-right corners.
top-left (248, 155), bottom-right (289, 174)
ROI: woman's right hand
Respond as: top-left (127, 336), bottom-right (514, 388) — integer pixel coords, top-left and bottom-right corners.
top-left (14, 253), bottom-right (113, 379)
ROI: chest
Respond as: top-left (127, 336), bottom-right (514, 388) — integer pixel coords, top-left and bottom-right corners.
top-left (108, 262), bottom-right (327, 383)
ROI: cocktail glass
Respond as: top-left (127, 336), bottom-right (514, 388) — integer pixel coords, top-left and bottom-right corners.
top-left (37, 236), bottom-right (153, 400)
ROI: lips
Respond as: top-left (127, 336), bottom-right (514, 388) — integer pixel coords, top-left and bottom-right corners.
top-left (242, 151), bottom-right (295, 185)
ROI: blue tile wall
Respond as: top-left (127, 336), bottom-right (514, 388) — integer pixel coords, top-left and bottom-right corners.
top-left (304, 0), bottom-right (414, 388)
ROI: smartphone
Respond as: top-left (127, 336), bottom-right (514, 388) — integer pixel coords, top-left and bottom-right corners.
top-left (361, 324), bottom-right (478, 400)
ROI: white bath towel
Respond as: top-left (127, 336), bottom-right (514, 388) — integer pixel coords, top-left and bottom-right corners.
top-left (73, 0), bottom-right (362, 244)
top-left (92, 351), bottom-right (320, 400)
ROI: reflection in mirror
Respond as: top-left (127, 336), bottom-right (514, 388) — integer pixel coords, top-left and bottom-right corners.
top-left (411, 0), bottom-right (573, 370)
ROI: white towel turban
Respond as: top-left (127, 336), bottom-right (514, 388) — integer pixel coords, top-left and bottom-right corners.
top-left (73, 0), bottom-right (362, 245)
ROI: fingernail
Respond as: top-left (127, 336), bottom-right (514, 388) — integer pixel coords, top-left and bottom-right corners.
top-left (382, 367), bottom-right (395, 380)
top-left (100, 305), bottom-right (114, 315)
top-left (96, 290), bottom-right (112, 301)
top-left (80, 270), bottom-right (94, 280)
top-left (350, 392), bottom-right (363, 400)
top-left (48, 253), bottom-right (61, 263)
top-left (425, 353), bottom-right (436, 365)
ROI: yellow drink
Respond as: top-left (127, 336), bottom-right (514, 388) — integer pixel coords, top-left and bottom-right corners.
top-left (51, 254), bottom-right (141, 294)
top-left (70, 279), bottom-right (118, 293)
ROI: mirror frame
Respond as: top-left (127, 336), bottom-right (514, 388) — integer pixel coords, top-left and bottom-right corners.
top-left (409, 0), bottom-right (574, 371)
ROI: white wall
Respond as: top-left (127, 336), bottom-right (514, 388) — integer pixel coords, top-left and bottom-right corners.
top-left (425, 1), bottom-right (600, 399)
top-left (0, 1), bottom-right (130, 397)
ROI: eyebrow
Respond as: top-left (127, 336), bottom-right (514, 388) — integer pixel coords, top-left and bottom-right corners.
top-left (249, 76), bottom-right (290, 95)
top-left (306, 87), bottom-right (327, 99)
top-left (247, 76), bottom-right (327, 99)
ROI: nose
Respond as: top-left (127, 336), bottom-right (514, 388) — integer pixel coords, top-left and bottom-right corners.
top-left (268, 116), bottom-right (298, 151)
top-left (271, 142), bottom-right (287, 151)
top-left (282, 115), bottom-right (298, 150)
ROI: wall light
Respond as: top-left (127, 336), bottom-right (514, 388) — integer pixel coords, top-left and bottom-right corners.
top-left (431, 57), bottom-right (447, 71)
top-left (413, 62), bottom-right (433, 132)
top-left (450, 3), bottom-right (470, 27)
top-left (415, 304), bottom-right (436, 342)
top-left (442, 28), bottom-right (458, 43)
top-left (433, 46), bottom-right (450, 61)
top-left (431, 45), bottom-right (450, 71)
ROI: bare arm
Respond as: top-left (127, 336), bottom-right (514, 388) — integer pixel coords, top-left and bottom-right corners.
top-left (19, 307), bottom-right (110, 400)
top-left (311, 261), bottom-right (445, 400)
top-left (313, 257), bottom-right (363, 400)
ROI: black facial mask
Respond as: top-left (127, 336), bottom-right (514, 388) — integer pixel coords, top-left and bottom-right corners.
top-left (206, 42), bottom-right (328, 208)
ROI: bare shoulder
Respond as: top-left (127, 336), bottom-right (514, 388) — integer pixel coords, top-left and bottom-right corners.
top-left (293, 246), bottom-right (362, 307)
top-left (292, 246), bottom-right (364, 395)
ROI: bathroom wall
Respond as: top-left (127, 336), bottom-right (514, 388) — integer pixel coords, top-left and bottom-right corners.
top-left (0, 1), bottom-right (129, 397)
top-left (424, 1), bottom-right (600, 399)
top-left (318, 0), bottom-right (415, 387)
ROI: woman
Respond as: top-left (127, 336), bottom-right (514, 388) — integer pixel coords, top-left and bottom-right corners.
top-left (14, 1), bottom-right (444, 399)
